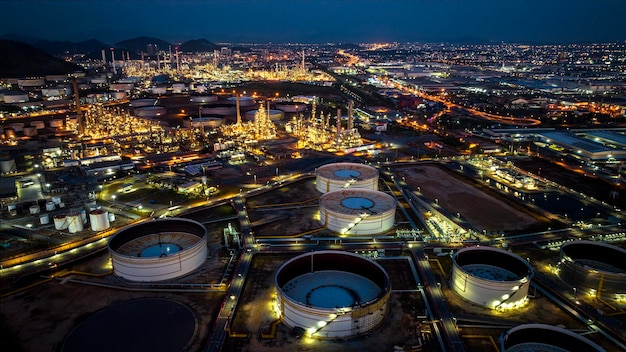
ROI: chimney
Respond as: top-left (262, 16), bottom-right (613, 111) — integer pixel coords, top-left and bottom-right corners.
top-left (348, 100), bottom-right (354, 130)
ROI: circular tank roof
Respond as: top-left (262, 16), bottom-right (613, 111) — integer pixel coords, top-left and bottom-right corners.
top-left (319, 189), bottom-right (395, 216)
top-left (317, 163), bottom-right (378, 181)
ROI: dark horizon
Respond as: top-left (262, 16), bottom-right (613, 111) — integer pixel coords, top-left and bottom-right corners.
top-left (1, 0), bottom-right (625, 45)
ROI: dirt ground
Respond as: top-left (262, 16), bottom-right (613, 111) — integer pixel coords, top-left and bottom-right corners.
top-left (397, 164), bottom-right (541, 232)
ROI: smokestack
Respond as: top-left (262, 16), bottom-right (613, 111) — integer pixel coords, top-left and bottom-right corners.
top-left (336, 107), bottom-right (341, 134)
top-left (127, 51), bottom-right (130, 61)
top-left (101, 49), bottom-right (106, 64)
top-left (110, 48), bottom-right (117, 74)
top-left (302, 49), bottom-right (305, 71)
top-left (72, 76), bottom-right (84, 135)
top-left (235, 92), bottom-right (241, 125)
top-left (169, 45), bottom-right (173, 68)
top-left (176, 50), bottom-right (180, 71)
top-left (348, 100), bottom-right (354, 130)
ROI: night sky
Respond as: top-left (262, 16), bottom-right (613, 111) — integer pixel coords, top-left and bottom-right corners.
top-left (2, 0), bottom-right (625, 44)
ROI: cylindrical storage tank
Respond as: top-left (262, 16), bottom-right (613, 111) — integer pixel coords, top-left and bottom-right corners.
top-left (77, 208), bottom-right (87, 223)
top-left (113, 91), bottom-right (126, 100)
top-left (558, 241), bottom-right (626, 296)
top-left (45, 74), bottom-right (68, 82)
top-left (67, 212), bottom-right (83, 233)
top-left (49, 119), bottom-right (64, 128)
top-left (316, 163), bottom-right (379, 193)
top-left (40, 213), bottom-right (50, 225)
top-left (108, 212), bottom-right (116, 222)
top-left (53, 214), bottom-right (68, 230)
top-left (451, 246), bottom-right (534, 309)
top-left (245, 109), bottom-right (284, 121)
top-left (52, 196), bottom-right (62, 205)
top-left (23, 127), bottom-right (37, 137)
top-left (501, 324), bottom-right (606, 352)
top-left (3, 91), bottom-right (29, 103)
top-left (90, 77), bottom-right (107, 84)
top-left (227, 96), bottom-right (255, 107)
top-left (275, 102), bottom-right (307, 113)
top-left (110, 83), bottom-right (134, 91)
top-left (108, 218), bottom-right (208, 281)
top-left (172, 83), bottom-right (185, 93)
top-left (319, 189), bottom-right (396, 235)
top-left (190, 95), bottom-right (217, 104)
top-left (9, 123), bottom-right (25, 132)
top-left (89, 209), bottom-right (110, 231)
top-left (30, 121), bottom-right (45, 129)
top-left (185, 117), bottom-right (224, 129)
top-left (59, 202), bottom-right (65, 208)
top-left (84, 200), bottom-right (97, 211)
top-left (134, 106), bottom-right (167, 118)
top-left (45, 201), bottom-right (55, 211)
top-left (18, 78), bottom-right (45, 87)
top-left (130, 98), bottom-right (159, 107)
top-left (151, 86), bottom-right (167, 95)
top-left (200, 103), bottom-right (236, 116)
top-left (0, 158), bottom-right (16, 173)
top-left (29, 205), bottom-right (40, 215)
top-left (275, 250), bottom-right (391, 339)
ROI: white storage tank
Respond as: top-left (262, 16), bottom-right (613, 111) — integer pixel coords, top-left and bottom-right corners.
top-left (67, 212), bottom-right (83, 233)
top-left (40, 213), bottom-right (50, 225)
top-left (30, 121), bottom-right (45, 129)
top-left (0, 158), bottom-right (16, 173)
top-left (45, 202), bottom-right (55, 211)
top-left (316, 162), bottom-right (379, 193)
top-left (49, 119), bottom-right (64, 128)
top-left (134, 106), bottom-right (167, 118)
top-left (113, 91), bottom-right (127, 100)
top-left (23, 127), bottom-right (37, 137)
top-left (200, 103), bottom-right (236, 116)
top-left (89, 209), bottom-right (110, 231)
top-left (190, 95), bottom-right (218, 104)
top-left (130, 98), bottom-right (159, 107)
top-left (53, 214), bottom-right (68, 230)
top-left (52, 196), bottom-right (62, 205)
top-left (3, 91), bottom-right (29, 103)
top-left (9, 123), bottom-right (25, 132)
top-left (108, 212), bottom-right (116, 222)
top-left (275, 102), bottom-right (307, 113)
top-left (227, 96), bottom-right (255, 107)
top-left (29, 205), bottom-right (40, 215)
top-left (172, 83), bottom-right (185, 93)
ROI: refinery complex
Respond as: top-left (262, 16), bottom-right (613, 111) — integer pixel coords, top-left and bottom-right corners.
top-left (1, 35), bottom-right (626, 352)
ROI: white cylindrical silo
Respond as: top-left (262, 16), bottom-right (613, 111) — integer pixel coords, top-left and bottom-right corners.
top-left (108, 212), bottom-right (116, 222)
top-left (52, 196), bottom-right (62, 205)
top-left (40, 213), bottom-right (50, 225)
top-left (89, 209), bottom-right (110, 231)
top-left (45, 202), bottom-right (55, 211)
top-left (53, 214), bottom-right (68, 230)
top-left (29, 205), bottom-right (40, 215)
top-left (67, 212), bottom-right (83, 233)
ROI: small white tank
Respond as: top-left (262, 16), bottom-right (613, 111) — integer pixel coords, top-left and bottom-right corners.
top-left (67, 212), bottom-right (83, 233)
top-left (89, 209), bottom-right (110, 231)
top-left (59, 202), bottom-right (65, 208)
top-left (29, 205), bottom-right (40, 215)
top-left (40, 213), bottom-right (50, 225)
top-left (30, 121), bottom-right (45, 129)
top-left (49, 119), bottom-right (64, 128)
top-left (51, 196), bottom-right (62, 205)
top-left (45, 202), bottom-right (55, 211)
top-left (108, 212), bottom-right (116, 222)
top-left (53, 214), bottom-right (68, 230)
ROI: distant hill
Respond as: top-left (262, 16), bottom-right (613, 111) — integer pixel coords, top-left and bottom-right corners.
top-left (0, 33), bottom-right (108, 55)
top-left (179, 39), bottom-right (219, 53)
top-left (115, 36), bottom-right (171, 54)
top-left (0, 40), bottom-right (82, 77)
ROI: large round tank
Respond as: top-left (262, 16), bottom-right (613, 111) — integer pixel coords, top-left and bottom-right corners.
top-left (23, 127), bottom-right (37, 136)
top-left (151, 86), bottom-right (167, 95)
top-left (108, 212), bottom-right (116, 222)
top-left (134, 106), bottom-right (167, 118)
top-left (275, 250), bottom-right (391, 339)
top-left (45, 74), bottom-right (68, 82)
top-left (200, 103), bottom-right (236, 116)
top-left (0, 158), bottom-right (16, 173)
top-left (67, 212), bottom-right (83, 233)
top-left (108, 218), bottom-right (208, 281)
top-left (227, 96), bottom-right (255, 107)
top-left (190, 95), bottom-right (218, 104)
top-left (89, 209), bottom-right (110, 231)
top-left (17, 79), bottom-right (45, 88)
top-left (245, 109), bottom-right (284, 121)
top-left (316, 163), bottom-right (379, 193)
top-left (319, 189), bottom-right (396, 235)
top-left (53, 214), bottom-right (68, 230)
top-left (558, 240), bottom-right (626, 296)
top-left (113, 91), bottom-right (126, 100)
top-left (451, 246), bottom-right (534, 309)
top-left (185, 117), bottom-right (224, 129)
top-left (40, 213), bottom-right (50, 225)
top-left (501, 324), bottom-right (606, 352)
top-left (49, 119), bottom-right (64, 128)
top-left (30, 121), bottom-right (45, 129)
top-left (9, 123), bottom-right (24, 132)
top-left (29, 205), bottom-right (40, 215)
top-left (275, 102), bottom-right (307, 113)
top-left (130, 98), bottom-right (159, 107)
top-left (172, 83), bottom-right (186, 93)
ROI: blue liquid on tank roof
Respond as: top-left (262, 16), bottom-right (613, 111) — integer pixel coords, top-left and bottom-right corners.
top-left (140, 243), bottom-right (181, 257)
top-left (334, 169), bottom-right (361, 178)
top-left (341, 197), bottom-right (374, 209)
